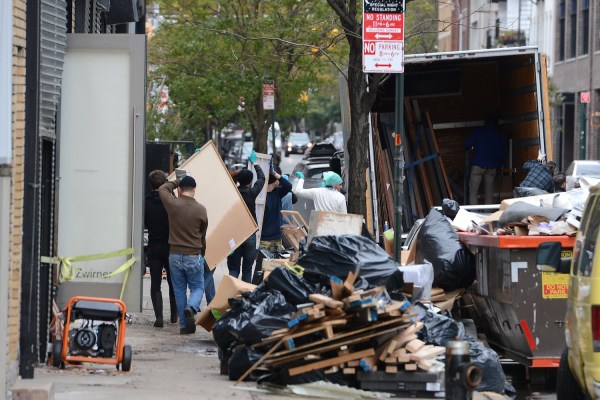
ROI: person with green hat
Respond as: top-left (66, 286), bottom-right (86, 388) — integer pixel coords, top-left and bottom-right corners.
top-left (294, 170), bottom-right (347, 214)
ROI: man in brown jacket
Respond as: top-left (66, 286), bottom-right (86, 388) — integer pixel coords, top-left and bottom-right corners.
top-left (159, 176), bottom-right (208, 334)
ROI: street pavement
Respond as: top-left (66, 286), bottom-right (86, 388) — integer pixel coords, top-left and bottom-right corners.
top-left (30, 263), bottom-right (521, 400)
top-left (33, 262), bottom-right (300, 400)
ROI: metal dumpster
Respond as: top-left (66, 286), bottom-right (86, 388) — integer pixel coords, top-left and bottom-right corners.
top-left (457, 233), bottom-right (575, 368)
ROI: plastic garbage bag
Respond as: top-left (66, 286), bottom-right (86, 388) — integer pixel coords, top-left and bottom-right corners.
top-left (212, 287), bottom-right (295, 351)
top-left (418, 312), bottom-right (516, 396)
top-left (228, 344), bottom-right (266, 381)
top-left (263, 267), bottom-right (322, 306)
top-left (442, 198), bottom-right (460, 219)
top-left (415, 209), bottom-right (476, 291)
top-left (298, 235), bottom-right (399, 288)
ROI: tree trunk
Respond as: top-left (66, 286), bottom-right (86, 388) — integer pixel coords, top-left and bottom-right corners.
top-left (345, 33), bottom-right (381, 218)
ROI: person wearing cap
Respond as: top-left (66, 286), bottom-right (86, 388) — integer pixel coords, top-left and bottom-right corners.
top-left (260, 164), bottom-right (292, 252)
top-left (293, 171), bottom-right (347, 214)
top-left (159, 175), bottom-right (208, 335)
top-left (227, 151), bottom-right (265, 283)
top-left (144, 170), bottom-right (177, 327)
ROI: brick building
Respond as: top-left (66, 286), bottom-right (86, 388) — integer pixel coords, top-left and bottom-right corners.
top-left (1, 1), bottom-right (145, 398)
top-left (1, 0), bottom-right (27, 396)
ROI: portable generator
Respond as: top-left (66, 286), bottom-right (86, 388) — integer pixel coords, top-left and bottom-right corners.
top-left (52, 296), bottom-right (132, 371)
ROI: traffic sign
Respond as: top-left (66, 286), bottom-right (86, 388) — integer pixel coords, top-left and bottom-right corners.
top-left (580, 91), bottom-right (590, 103)
top-left (363, 0), bottom-right (405, 74)
top-left (263, 81), bottom-right (275, 110)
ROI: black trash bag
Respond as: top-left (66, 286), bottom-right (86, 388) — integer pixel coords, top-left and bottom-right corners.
top-left (298, 235), bottom-right (399, 287)
top-left (415, 209), bottom-right (476, 291)
top-left (212, 287), bottom-right (295, 351)
top-left (228, 344), bottom-right (266, 381)
top-left (263, 267), bottom-right (321, 305)
top-left (418, 312), bottom-right (516, 396)
top-left (442, 198), bottom-right (460, 219)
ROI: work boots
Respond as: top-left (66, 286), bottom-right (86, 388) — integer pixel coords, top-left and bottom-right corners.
top-left (169, 292), bottom-right (178, 324)
top-left (151, 291), bottom-right (164, 328)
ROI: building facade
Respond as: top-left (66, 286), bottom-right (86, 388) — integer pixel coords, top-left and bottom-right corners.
top-left (1, 0), bottom-right (27, 396)
top-left (2, 1), bottom-right (145, 398)
top-left (552, 0), bottom-right (599, 168)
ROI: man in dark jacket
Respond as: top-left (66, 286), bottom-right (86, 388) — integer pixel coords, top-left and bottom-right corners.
top-left (227, 151), bottom-right (266, 282)
top-left (159, 175), bottom-right (208, 334)
top-left (260, 166), bottom-right (292, 252)
top-left (144, 170), bottom-right (177, 327)
top-left (519, 160), bottom-right (556, 193)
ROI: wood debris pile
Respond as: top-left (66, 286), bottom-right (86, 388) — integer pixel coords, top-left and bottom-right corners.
top-left (235, 272), bottom-right (450, 397)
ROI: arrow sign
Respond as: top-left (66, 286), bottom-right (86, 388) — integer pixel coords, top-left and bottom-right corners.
top-left (375, 33), bottom-right (393, 39)
top-left (376, 63), bottom-right (392, 68)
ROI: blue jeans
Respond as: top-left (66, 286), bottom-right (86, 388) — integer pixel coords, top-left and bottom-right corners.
top-left (169, 253), bottom-right (204, 329)
top-left (227, 233), bottom-right (257, 283)
top-left (204, 264), bottom-right (215, 305)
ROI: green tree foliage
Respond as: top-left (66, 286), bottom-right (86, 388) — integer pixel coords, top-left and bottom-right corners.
top-left (148, 0), bottom-right (346, 153)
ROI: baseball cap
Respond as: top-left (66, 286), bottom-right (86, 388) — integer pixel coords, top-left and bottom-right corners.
top-left (179, 176), bottom-right (196, 188)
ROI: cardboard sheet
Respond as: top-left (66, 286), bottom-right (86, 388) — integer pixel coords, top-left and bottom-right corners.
top-left (169, 142), bottom-right (257, 269)
top-left (195, 275), bottom-right (256, 331)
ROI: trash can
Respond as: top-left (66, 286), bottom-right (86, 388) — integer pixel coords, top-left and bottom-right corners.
top-left (457, 233), bottom-right (575, 368)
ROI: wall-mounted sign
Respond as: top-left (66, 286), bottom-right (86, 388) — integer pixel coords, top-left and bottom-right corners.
top-left (362, 0), bottom-right (405, 74)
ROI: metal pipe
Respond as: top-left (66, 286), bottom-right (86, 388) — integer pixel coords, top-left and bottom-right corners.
top-left (393, 73), bottom-right (405, 260)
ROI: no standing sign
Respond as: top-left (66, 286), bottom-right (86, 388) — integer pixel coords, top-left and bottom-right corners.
top-left (363, 0), bottom-right (405, 74)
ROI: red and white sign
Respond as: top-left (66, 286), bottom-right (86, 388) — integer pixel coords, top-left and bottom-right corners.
top-left (263, 82), bottom-right (275, 110)
top-left (580, 91), bottom-right (591, 104)
top-left (362, 1), bottom-right (405, 74)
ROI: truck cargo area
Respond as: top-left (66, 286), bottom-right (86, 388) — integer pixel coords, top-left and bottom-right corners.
top-left (369, 47), bottom-right (552, 230)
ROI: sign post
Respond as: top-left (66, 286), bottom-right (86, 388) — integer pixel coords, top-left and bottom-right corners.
top-left (580, 91), bottom-right (589, 159)
top-left (362, 0), bottom-right (405, 74)
top-left (263, 78), bottom-right (276, 155)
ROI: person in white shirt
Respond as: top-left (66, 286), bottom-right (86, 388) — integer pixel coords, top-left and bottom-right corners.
top-left (294, 171), bottom-right (347, 214)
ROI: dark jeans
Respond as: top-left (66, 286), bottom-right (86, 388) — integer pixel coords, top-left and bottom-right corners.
top-left (204, 263), bottom-right (215, 305)
top-left (227, 233), bottom-right (257, 283)
top-left (148, 255), bottom-right (175, 308)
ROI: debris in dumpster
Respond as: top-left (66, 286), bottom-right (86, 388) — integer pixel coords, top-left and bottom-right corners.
top-left (415, 209), bottom-right (476, 291)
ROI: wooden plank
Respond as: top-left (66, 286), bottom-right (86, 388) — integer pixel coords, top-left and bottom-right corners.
top-left (253, 319), bottom-right (347, 348)
top-left (410, 346), bottom-right (446, 362)
top-left (288, 348), bottom-right (375, 376)
top-left (426, 111), bottom-right (453, 200)
top-left (405, 363), bottom-right (418, 371)
top-left (308, 294), bottom-right (344, 309)
top-left (405, 339), bottom-right (426, 353)
top-left (267, 320), bottom-right (410, 367)
top-left (343, 266), bottom-right (360, 297)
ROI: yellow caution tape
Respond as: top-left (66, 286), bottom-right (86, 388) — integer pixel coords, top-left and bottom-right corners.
top-left (41, 248), bottom-right (137, 300)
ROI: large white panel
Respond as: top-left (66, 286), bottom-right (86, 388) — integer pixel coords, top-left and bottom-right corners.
top-left (58, 50), bottom-right (132, 282)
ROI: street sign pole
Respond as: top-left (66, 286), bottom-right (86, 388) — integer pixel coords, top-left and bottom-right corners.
top-left (393, 73), bottom-right (405, 261)
top-left (263, 78), bottom-right (276, 156)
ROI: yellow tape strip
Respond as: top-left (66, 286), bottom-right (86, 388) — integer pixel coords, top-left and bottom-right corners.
top-left (41, 248), bottom-right (137, 300)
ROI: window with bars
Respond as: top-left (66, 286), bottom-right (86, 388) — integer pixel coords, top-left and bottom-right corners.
top-left (569, 0), bottom-right (577, 58)
top-left (581, 0), bottom-right (589, 55)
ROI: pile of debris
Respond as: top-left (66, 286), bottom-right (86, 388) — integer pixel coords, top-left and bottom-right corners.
top-left (202, 233), bottom-right (513, 398)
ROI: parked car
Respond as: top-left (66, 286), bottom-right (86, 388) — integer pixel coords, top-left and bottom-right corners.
top-left (303, 142), bottom-right (337, 159)
top-left (536, 184), bottom-right (600, 399)
top-left (565, 160), bottom-right (600, 191)
top-left (285, 132), bottom-right (311, 156)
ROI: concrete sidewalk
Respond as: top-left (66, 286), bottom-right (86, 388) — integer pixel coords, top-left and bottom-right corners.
top-left (32, 263), bottom-right (295, 400)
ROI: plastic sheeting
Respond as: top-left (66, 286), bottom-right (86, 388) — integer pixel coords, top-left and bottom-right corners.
top-left (415, 210), bottom-right (476, 291)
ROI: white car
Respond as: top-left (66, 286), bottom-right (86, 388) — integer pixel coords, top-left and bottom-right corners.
top-left (565, 160), bottom-right (600, 190)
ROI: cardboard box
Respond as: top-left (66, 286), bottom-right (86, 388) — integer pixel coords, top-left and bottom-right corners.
top-left (195, 275), bottom-right (256, 331)
top-left (306, 211), bottom-right (363, 245)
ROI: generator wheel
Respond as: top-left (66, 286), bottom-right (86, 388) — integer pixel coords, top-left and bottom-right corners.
top-left (121, 345), bottom-right (132, 372)
top-left (51, 340), bottom-right (63, 368)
